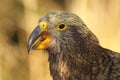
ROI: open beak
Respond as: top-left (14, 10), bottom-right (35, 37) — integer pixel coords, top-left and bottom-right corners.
top-left (27, 26), bottom-right (42, 53)
top-left (27, 24), bottom-right (52, 54)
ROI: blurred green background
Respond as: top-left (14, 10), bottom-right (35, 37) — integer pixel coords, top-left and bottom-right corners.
top-left (0, 0), bottom-right (120, 80)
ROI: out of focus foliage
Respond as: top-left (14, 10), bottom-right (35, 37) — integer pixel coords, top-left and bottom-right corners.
top-left (0, 0), bottom-right (29, 80)
top-left (0, 0), bottom-right (120, 80)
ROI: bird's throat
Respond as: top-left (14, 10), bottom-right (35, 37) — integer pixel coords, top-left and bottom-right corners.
top-left (47, 44), bottom-right (108, 80)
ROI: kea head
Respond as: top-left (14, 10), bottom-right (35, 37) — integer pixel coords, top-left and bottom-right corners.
top-left (27, 11), bottom-right (99, 54)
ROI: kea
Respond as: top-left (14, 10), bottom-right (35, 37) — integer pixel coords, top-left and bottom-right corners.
top-left (27, 11), bottom-right (120, 80)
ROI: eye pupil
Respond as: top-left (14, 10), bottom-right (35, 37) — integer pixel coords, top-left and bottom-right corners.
top-left (59, 24), bottom-right (65, 29)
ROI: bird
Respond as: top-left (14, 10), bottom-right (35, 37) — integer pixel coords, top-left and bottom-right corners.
top-left (27, 11), bottom-right (120, 80)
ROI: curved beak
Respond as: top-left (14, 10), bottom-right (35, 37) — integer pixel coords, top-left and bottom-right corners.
top-left (27, 26), bottom-right (43, 53)
top-left (27, 24), bottom-right (52, 54)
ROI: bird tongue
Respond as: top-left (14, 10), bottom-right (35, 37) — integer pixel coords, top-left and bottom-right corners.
top-left (39, 36), bottom-right (46, 41)
top-left (31, 35), bottom-right (46, 49)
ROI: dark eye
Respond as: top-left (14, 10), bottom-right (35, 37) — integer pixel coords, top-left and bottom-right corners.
top-left (57, 23), bottom-right (67, 31)
top-left (59, 24), bottom-right (65, 29)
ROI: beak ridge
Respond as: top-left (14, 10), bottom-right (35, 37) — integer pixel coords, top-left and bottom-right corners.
top-left (27, 26), bottom-right (41, 54)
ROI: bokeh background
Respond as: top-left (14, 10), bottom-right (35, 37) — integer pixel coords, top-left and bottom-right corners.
top-left (0, 0), bottom-right (120, 80)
